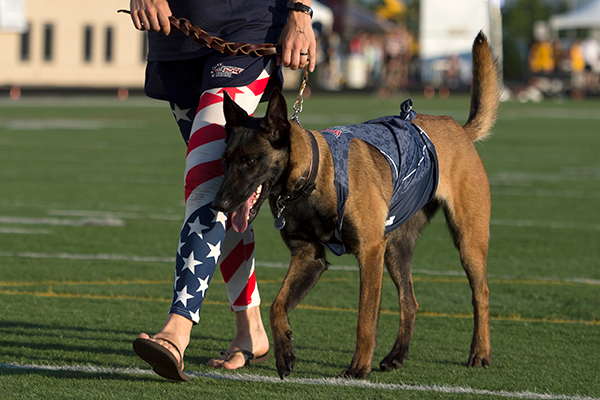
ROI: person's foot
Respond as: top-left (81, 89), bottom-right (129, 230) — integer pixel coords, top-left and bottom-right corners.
top-left (136, 332), bottom-right (185, 369)
top-left (207, 306), bottom-right (270, 370)
top-left (134, 313), bottom-right (193, 381)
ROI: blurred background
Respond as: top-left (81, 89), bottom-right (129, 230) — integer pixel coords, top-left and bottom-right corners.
top-left (1, 0), bottom-right (600, 102)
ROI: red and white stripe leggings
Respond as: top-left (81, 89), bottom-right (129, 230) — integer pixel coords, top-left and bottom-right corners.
top-left (169, 61), bottom-right (275, 322)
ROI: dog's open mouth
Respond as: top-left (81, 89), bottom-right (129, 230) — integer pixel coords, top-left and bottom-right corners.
top-left (229, 181), bottom-right (270, 233)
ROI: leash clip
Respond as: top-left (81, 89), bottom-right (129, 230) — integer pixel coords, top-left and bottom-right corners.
top-left (274, 196), bottom-right (287, 230)
top-left (291, 65), bottom-right (309, 124)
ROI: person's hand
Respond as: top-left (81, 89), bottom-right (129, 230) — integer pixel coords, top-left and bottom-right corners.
top-left (278, 8), bottom-right (316, 72)
top-left (129, 0), bottom-right (173, 35)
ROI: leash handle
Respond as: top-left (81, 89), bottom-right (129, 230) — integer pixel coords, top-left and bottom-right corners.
top-left (119, 9), bottom-right (309, 121)
top-left (118, 9), bottom-right (281, 57)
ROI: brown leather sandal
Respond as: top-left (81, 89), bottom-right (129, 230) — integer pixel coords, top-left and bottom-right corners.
top-left (220, 349), bottom-right (270, 367)
top-left (133, 336), bottom-right (189, 382)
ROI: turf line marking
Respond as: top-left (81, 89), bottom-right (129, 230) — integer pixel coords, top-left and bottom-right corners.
top-left (491, 188), bottom-right (600, 200)
top-left (1, 288), bottom-right (598, 326)
top-left (0, 216), bottom-right (125, 227)
top-left (0, 251), bottom-right (173, 263)
top-left (491, 219), bottom-right (600, 231)
top-left (0, 227), bottom-right (51, 234)
top-left (1, 252), bottom-right (599, 286)
top-left (0, 363), bottom-right (596, 400)
top-left (48, 209), bottom-right (181, 221)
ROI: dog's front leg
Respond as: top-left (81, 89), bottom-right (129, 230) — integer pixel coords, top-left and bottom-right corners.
top-left (270, 239), bottom-right (327, 379)
top-left (339, 241), bottom-right (386, 379)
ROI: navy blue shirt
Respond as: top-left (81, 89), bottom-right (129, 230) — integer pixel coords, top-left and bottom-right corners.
top-left (319, 101), bottom-right (439, 256)
top-left (148, 0), bottom-right (288, 61)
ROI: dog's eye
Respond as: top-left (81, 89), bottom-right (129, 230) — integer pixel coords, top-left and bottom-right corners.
top-left (222, 155), bottom-right (230, 169)
top-left (245, 158), bottom-right (256, 167)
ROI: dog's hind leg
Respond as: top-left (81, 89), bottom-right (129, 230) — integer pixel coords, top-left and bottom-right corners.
top-left (379, 209), bottom-right (432, 371)
top-left (269, 239), bottom-right (328, 379)
top-left (442, 177), bottom-right (492, 367)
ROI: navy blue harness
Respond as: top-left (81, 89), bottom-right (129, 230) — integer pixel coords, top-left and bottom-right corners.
top-left (319, 99), bottom-right (439, 256)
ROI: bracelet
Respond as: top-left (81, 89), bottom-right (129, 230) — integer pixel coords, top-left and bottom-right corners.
top-left (287, 1), bottom-right (313, 19)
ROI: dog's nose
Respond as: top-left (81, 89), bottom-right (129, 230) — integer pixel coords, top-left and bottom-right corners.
top-left (212, 198), bottom-right (231, 213)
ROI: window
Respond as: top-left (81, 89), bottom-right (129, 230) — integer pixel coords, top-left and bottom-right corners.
top-left (84, 25), bottom-right (93, 62)
top-left (20, 23), bottom-right (31, 61)
top-left (105, 26), bottom-right (113, 62)
top-left (43, 23), bottom-right (53, 61)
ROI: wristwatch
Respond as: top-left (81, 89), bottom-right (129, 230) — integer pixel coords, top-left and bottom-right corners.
top-left (287, 1), bottom-right (313, 19)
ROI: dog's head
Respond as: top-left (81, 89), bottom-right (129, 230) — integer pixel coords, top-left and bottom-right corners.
top-left (212, 88), bottom-right (291, 233)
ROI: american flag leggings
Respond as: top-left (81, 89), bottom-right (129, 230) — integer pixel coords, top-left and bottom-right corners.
top-left (168, 61), bottom-right (275, 323)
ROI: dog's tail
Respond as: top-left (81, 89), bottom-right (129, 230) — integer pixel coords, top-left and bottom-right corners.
top-left (463, 31), bottom-right (501, 142)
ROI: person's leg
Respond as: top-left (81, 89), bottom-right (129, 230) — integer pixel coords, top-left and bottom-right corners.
top-left (137, 60), bottom-right (275, 373)
top-left (207, 224), bottom-right (269, 369)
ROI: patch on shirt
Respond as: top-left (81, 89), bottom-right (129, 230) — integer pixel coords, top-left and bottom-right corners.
top-left (210, 62), bottom-right (245, 78)
top-left (322, 127), bottom-right (351, 138)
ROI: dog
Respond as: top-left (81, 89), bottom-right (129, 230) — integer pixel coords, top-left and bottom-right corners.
top-left (213, 32), bottom-right (500, 379)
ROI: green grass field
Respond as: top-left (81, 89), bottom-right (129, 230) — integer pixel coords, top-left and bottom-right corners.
top-left (0, 91), bottom-right (599, 399)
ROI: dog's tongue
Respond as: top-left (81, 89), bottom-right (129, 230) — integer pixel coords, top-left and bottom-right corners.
top-left (230, 193), bottom-right (257, 233)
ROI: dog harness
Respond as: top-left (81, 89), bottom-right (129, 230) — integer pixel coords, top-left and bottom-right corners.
top-left (319, 99), bottom-right (439, 256)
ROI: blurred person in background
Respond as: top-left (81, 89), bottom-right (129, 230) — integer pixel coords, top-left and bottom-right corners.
top-left (581, 35), bottom-right (600, 93)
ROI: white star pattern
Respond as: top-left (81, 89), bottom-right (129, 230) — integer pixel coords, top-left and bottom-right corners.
top-left (172, 104), bottom-right (192, 122)
top-left (174, 274), bottom-right (180, 290)
top-left (188, 216), bottom-right (209, 239)
top-left (206, 241), bottom-right (221, 264)
top-left (197, 275), bottom-right (209, 297)
top-left (175, 285), bottom-right (194, 307)
top-left (177, 237), bottom-right (185, 255)
top-left (212, 209), bottom-right (228, 229)
top-left (189, 309), bottom-right (200, 323)
top-left (181, 251), bottom-right (203, 274)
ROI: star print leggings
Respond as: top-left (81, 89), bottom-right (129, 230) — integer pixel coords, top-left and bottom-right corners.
top-left (144, 54), bottom-right (280, 323)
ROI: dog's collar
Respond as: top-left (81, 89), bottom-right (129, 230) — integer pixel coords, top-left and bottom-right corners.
top-left (274, 128), bottom-right (319, 230)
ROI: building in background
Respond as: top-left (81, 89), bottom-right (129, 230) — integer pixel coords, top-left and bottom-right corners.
top-left (0, 0), bottom-right (146, 91)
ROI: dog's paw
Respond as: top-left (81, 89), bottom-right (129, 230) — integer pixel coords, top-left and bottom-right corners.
top-left (467, 352), bottom-right (491, 367)
top-left (338, 366), bottom-right (371, 379)
top-left (276, 351), bottom-right (296, 379)
top-left (274, 330), bottom-right (296, 379)
top-left (379, 355), bottom-right (405, 372)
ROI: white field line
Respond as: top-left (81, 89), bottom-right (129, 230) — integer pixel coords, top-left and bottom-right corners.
top-left (0, 227), bottom-right (51, 234)
top-left (501, 108), bottom-right (600, 120)
top-left (0, 362), bottom-right (597, 400)
top-left (0, 118), bottom-right (145, 131)
top-left (0, 216), bottom-right (125, 227)
top-left (0, 251), bottom-right (173, 263)
top-left (490, 219), bottom-right (600, 231)
top-left (4, 208), bottom-right (600, 231)
top-left (491, 188), bottom-right (600, 200)
top-left (0, 252), bottom-right (599, 286)
top-left (47, 209), bottom-right (181, 221)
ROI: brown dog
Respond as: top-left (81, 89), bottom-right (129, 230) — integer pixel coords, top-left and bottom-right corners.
top-left (213, 32), bottom-right (500, 379)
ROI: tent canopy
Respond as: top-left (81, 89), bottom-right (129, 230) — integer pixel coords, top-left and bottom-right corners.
top-left (345, 3), bottom-right (395, 33)
top-left (550, 0), bottom-right (600, 30)
top-left (312, 1), bottom-right (334, 34)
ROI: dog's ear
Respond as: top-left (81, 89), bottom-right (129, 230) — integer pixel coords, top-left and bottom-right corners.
top-left (262, 88), bottom-right (290, 146)
top-left (223, 90), bottom-right (250, 130)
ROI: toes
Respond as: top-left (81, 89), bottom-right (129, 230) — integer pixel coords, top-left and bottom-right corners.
top-left (207, 352), bottom-right (246, 370)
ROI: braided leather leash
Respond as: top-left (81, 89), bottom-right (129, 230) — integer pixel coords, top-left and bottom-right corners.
top-left (118, 9), bottom-right (309, 122)
top-left (118, 9), bottom-right (280, 57)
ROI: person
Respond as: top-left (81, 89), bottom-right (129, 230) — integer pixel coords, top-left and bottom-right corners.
top-left (127, 0), bottom-right (316, 381)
